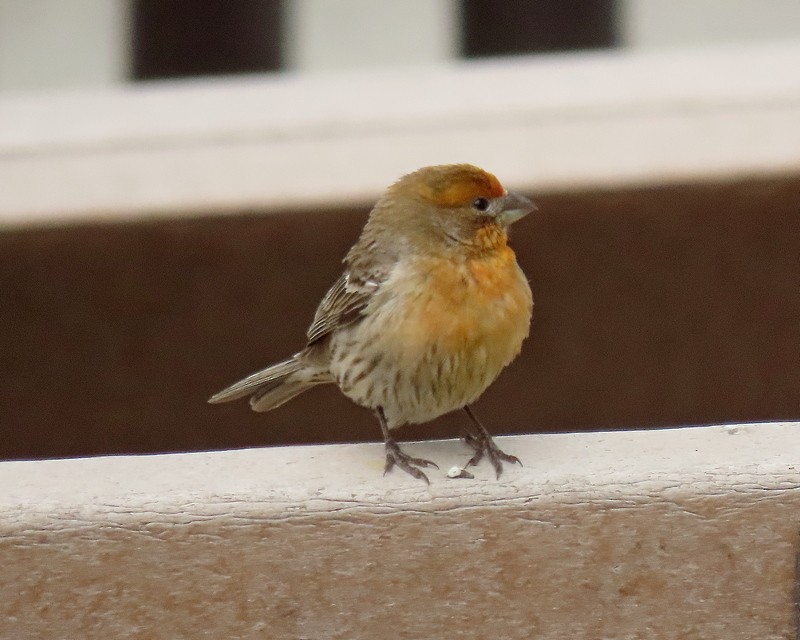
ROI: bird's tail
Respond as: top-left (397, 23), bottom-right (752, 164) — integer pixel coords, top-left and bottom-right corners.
top-left (208, 354), bottom-right (321, 412)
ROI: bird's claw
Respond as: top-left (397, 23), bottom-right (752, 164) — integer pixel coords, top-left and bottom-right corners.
top-left (384, 440), bottom-right (438, 484)
top-left (462, 429), bottom-right (522, 479)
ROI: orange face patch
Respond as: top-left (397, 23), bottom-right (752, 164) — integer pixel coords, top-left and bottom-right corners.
top-left (416, 166), bottom-right (504, 208)
top-left (398, 246), bottom-right (530, 354)
top-left (473, 224), bottom-right (508, 251)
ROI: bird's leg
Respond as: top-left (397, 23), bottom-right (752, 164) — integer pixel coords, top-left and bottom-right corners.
top-left (461, 405), bottom-right (522, 478)
top-left (376, 407), bottom-right (438, 484)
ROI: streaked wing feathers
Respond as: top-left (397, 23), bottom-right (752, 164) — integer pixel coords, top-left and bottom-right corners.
top-left (306, 273), bottom-right (379, 344)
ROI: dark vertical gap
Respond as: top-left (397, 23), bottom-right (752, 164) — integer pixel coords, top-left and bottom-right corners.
top-left (461, 0), bottom-right (618, 58)
top-left (131, 0), bottom-right (283, 81)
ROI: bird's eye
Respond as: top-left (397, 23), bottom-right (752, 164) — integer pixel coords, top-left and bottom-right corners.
top-left (472, 197), bottom-right (490, 212)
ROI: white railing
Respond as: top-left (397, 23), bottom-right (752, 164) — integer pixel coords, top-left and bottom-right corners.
top-left (2, 422), bottom-right (799, 638)
top-left (1, 41), bottom-right (799, 227)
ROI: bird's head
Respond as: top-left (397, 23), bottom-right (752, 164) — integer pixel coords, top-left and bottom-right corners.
top-left (371, 164), bottom-right (536, 254)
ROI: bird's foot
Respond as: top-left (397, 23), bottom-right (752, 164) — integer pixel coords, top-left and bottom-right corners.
top-left (384, 439), bottom-right (438, 484)
top-left (462, 430), bottom-right (522, 479)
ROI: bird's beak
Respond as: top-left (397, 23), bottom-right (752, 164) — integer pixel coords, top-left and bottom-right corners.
top-left (497, 191), bottom-right (537, 226)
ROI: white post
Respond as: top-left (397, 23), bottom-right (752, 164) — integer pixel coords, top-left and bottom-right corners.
top-left (0, 0), bottom-right (130, 91)
top-left (283, 0), bottom-right (460, 72)
top-left (620, 0), bottom-right (800, 48)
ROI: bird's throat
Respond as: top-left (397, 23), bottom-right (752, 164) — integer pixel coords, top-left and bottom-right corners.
top-left (473, 223), bottom-right (509, 252)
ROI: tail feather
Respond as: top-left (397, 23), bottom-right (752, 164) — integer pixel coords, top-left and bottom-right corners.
top-left (249, 379), bottom-right (313, 412)
top-left (208, 356), bottom-right (305, 405)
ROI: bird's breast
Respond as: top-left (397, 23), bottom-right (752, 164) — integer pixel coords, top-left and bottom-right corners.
top-left (333, 246), bottom-right (532, 426)
top-left (399, 246), bottom-right (533, 354)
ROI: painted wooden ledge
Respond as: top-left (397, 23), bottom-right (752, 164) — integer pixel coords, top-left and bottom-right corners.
top-left (2, 41), bottom-right (800, 227)
top-left (2, 421), bottom-right (799, 639)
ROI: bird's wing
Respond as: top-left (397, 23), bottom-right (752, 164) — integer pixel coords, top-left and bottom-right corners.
top-left (306, 272), bottom-right (380, 345)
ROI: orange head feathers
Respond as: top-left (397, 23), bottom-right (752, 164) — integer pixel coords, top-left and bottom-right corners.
top-left (405, 164), bottom-right (505, 208)
top-left (362, 164), bottom-right (535, 256)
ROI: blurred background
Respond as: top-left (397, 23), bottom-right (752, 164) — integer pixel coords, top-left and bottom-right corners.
top-left (3, 0), bottom-right (800, 88)
top-left (1, 0), bottom-right (798, 460)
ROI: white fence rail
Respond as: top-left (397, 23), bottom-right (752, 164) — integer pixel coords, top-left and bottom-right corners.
top-left (1, 41), bottom-right (799, 227)
top-left (2, 422), bottom-right (799, 638)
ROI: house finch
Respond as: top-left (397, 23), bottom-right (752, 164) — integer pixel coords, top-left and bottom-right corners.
top-left (209, 164), bottom-right (535, 483)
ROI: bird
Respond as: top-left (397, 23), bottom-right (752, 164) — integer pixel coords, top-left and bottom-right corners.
top-left (209, 164), bottom-right (535, 483)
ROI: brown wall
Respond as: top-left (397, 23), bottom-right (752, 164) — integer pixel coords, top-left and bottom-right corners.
top-left (1, 175), bottom-right (798, 460)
